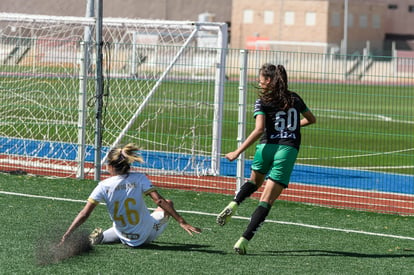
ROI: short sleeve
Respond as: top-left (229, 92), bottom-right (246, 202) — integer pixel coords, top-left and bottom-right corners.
top-left (88, 184), bottom-right (105, 205)
top-left (293, 92), bottom-right (309, 113)
top-left (253, 99), bottom-right (265, 117)
top-left (137, 174), bottom-right (156, 195)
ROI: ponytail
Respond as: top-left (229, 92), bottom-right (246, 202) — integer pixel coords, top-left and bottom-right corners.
top-left (258, 63), bottom-right (293, 110)
top-left (107, 143), bottom-right (143, 175)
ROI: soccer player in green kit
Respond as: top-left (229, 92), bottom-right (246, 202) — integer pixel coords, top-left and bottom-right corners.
top-left (217, 63), bottom-right (316, 254)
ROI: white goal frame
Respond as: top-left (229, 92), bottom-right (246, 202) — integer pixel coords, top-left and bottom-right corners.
top-left (0, 12), bottom-right (228, 179)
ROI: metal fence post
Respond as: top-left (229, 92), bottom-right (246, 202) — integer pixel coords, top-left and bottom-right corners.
top-left (236, 49), bottom-right (249, 192)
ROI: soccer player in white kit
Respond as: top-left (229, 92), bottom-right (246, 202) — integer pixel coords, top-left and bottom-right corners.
top-left (60, 143), bottom-right (201, 248)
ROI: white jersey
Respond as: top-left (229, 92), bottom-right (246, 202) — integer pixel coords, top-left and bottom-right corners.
top-left (88, 172), bottom-right (157, 246)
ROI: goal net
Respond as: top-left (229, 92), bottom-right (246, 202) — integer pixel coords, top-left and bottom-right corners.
top-left (0, 13), bottom-right (228, 179)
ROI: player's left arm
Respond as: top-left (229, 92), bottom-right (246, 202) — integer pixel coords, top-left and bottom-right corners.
top-left (301, 109), bottom-right (316, 127)
top-left (294, 93), bottom-right (316, 127)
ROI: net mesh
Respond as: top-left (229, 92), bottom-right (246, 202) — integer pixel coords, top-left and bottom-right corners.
top-left (0, 13), bottom-right (226, 177)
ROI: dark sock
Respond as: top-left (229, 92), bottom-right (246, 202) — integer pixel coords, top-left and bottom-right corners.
top-left (234, 181), bottom-right (258, 205)
top-left (242, 202), bottom-right (271, 241)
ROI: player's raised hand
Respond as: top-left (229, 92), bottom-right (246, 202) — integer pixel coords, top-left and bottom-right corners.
top-left (225, 151), bottom-right (239, 162)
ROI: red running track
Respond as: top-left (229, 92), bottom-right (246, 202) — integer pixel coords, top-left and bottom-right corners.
top-left (1, 159), bottom-right (413, 215)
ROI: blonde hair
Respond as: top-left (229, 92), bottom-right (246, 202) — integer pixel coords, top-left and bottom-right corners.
top-left (107, 143), bottom-right (143, 174)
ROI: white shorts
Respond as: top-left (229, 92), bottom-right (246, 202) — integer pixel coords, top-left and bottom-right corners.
top-left (102, 210), bottom-right (169, 245)
top-left (144, 210), bottom-right (170, 243)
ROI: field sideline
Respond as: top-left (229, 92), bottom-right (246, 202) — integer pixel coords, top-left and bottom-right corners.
top-left (2, 189), bottom-right (414, 242)
top-left (1, 146), bottom-right (413, 215)
top-left (1, 173), bottom-right (414, 274)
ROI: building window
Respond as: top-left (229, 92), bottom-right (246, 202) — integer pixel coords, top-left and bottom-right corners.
top-left (359, 15), bottom-right (368, 28)
top-left (284, 11), bottom-right (295, 25)
top-left (305, 12), bottom-right (316, 26)
top-left (243, 10), bottom-right (254, 24)
top-left (347, 13), bottom-right (354, 27)
top-left (372, 14), bottom-right (381, 29)
top-left (331, 12), bottom-right (340, 27)
top-left (264, 11), bottom-right (274, 24)
top-left (388, 4), bottom-right (398, 10)
top-left (409, 5), bottom-right (414, 12)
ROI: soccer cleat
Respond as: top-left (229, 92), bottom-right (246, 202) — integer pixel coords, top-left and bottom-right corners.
top-left (216, 201), bottom-right (237, 226)
top-left (233, 237), bottom-right (248, 255)
top-left (89, 227), bottom-right (103, 245)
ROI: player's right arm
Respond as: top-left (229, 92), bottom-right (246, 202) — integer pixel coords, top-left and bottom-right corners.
top-left (60, 201), bottom-right (97, 245)
top-left (225, 114), bottom-right (265, 161)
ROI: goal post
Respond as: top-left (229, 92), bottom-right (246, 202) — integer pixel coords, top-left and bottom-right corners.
top-left (0, 12), bottom-right (228, 179)
top-left (97, 18), bottom-right (228, 178)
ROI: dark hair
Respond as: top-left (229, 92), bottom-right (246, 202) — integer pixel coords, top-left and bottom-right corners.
top-left (258, 63), bottom-right (293, 110)
top-left (107, 143), bottom-right (143, 175)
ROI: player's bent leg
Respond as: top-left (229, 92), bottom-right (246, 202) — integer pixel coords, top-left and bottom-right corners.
top-left (234, 180), bottom-right (259, 204)
top-left (151, 209), bottom-right (170, 228)
top-left (145, 211), bottom-right (170, 243)
top-left (153, 199), bottom-right (174, 217)
top-left (104, 227), bottom-right (122, 243)
top-left (216, 201), bottom-right (238, 226)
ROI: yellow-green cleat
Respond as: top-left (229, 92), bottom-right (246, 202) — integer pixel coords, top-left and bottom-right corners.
top-left (216, 201), bottom-right (237, 226)
top-left (234, 237), bottom-right (248, 255)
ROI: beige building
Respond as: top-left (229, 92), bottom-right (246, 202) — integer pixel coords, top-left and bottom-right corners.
top-left (0, 0), bottom-right (232, 23)
top-left (231, 0), bottom-right (386, 54)
top-left (231, 0), bottom-right (414, 54)
top-left (384, 0), bottom-right (414, 35)
top-left (1, 0), bottom-right (413, 54)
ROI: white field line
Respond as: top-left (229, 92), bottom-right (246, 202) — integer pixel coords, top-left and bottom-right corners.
top-left (0, 158), bottom-right (76, 171)
top-left (313, 108), bottom-right (414, 125)
top-left (1, 190), bottom-right (413, 241)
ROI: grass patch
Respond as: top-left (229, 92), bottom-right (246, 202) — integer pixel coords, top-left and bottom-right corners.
top-left (0, 173), bottom-right (413, 274)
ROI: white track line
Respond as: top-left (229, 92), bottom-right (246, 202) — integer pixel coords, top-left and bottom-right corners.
top-left (1, 190), bottom-right (414, 241)
top-left (298, 148), bottom-right (414, 161)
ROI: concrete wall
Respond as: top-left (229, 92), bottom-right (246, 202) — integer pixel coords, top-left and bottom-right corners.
top-left (1, 0), bottom-right (413, 53)
top-left (327, 0), bottom-right (386, 54)
top-left (0, 0), bottom-right (232, 22)
top-left (384, 0), bottom-right (414, 35)
top-left (231, 0), bottom-right (386, 54)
